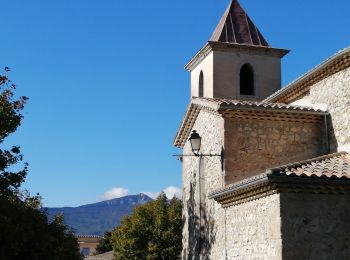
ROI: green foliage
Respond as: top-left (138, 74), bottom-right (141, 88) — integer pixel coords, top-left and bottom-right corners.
top-left (111, 193), bottom-right (182, 260)
top-left (96, 231), bottom-right (113, 254)
top-left (0, 68), bottom-right (82, 260)
top-left (0, 67), bottom-right (28, 199)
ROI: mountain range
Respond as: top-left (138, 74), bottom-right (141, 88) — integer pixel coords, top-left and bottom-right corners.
top-left (44, 193), bottom-right (153, 236)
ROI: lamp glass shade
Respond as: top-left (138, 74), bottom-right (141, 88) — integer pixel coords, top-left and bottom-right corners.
top-left (189, 130), bottom-right (201, 155)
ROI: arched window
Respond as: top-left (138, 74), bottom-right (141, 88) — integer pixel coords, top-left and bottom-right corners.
top-left (240, 64), bottom-right (254, 96)
top-left (199, 71), bottom-right (204, 97)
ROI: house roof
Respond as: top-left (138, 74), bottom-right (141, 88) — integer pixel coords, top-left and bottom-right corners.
top-left (193, 97), bottom-right (326, 112)
top-left (87, 251), bottom-right (114, 260)
top-left (264, 45), bottom-right (350, 103)
top-left (209, 152), bottom-right (350, 207)
top-left (174, 97), bottom-right (327, 148)
top-left (210, 0), bottom-right (269, 47)
top-left (76, 235), bottom-right (103, 239)
top-left (268, 152), bottom-right (350, 179)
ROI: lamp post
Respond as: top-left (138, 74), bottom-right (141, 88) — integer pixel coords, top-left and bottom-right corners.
top-left (173, 130), bottom-right (223, 162)
top-left (189, 130), bottom-right (201, 156)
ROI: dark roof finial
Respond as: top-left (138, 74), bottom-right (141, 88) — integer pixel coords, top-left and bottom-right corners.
top-left (210, 0), bottom-right (269, 47)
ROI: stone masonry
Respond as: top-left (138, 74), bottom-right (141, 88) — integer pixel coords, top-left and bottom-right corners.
top-left (225, 194), bottom-right (282, 260)
top-left (180, 107), bottom-right (332, 259)
top-left (291, 67), bottom-right (350, 152)
top-left (280, 193), bottom-right (350, 259)
top-left (224, 118), bottom-right (324, 184)
top-left (182, 110), bottom-right (225, 259)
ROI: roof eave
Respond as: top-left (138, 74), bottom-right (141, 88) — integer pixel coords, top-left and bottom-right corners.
top-left (218, 104), bottom-right (328, 116)
top-left (264, 45), bottom-right (350, 103)
top-left (185, 42), bottom-right (289, 72)
top-left (173, 102), bottom-right (199, 148)
top-left (173, 98), bottom-right (327, 149)
top-left (184, 42), bottom-right (212, 72)
top-left (209, 173), bottom-right (350, 201)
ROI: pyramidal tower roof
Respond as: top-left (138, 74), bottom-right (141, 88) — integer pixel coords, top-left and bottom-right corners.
top-left (210, 0), bottom-right (269, 47)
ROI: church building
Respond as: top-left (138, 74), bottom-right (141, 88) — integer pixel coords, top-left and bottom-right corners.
top-left (174, 0), bottom-right (350, 259)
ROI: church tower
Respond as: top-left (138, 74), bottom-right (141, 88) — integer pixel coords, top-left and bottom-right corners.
top-left (186, 0), bottom-right (289, 101)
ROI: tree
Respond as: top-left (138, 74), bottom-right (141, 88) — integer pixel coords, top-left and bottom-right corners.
top-left (96, 231), bottom-right (113, 254)
top-left (111, 194), bottom-right (182, 260)
top-left (0, 67), bottom-right (28, 199)
top-left (0, 68), bottom-right (82, 260)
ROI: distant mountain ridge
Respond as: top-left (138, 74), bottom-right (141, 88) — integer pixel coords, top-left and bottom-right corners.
top-left (45, 193), bottom-right (153, 236)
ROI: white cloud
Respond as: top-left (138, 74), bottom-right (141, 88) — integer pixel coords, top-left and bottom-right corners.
top-left (163, 186), bottom-right (182, 199)
top-left (102, 187), bottom-right (129, 200)
top-left (142, 186), bottom-right (182, 200)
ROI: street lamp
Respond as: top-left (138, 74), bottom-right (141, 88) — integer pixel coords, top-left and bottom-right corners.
top-left (173, 130), bottom-right (223, 163)
top-left (189, 130), bottom-right (201, 156)
top-left (173, 130), bottom-right (224, 172)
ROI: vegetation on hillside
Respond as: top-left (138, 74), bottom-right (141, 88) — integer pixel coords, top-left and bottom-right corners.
top-left (46, 193), bottom-right (153, 236)
top-left (110, 193), bottom-right (182, 260)
top-left (0, 68), bottom-right (82, 260)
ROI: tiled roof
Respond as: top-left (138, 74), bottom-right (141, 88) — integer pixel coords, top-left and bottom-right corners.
top-left (173, 97), bottom-right (327, 148)
top-left (76, 235), bottom-right (103, 238)
top-left (269, 152), bottom-right (350, 179)
top-left (193, 97), bottom-right (326, 113)
top-left (210, 152), bottom-right (350, 199)
top-left (210, 152), bottom-right (350, 207)
top-left (210, 0), bottom-right (269, 47)
top-left (264, 45), bottom-right (350, 103)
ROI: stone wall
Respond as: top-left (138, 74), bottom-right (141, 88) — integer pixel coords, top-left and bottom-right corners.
top-left (290, 67), bottom-right (350, 152)
top-left (224, 118), bottom-right (324, 184)
top-left (226, 194), bottom-right (282, 260)
top-left (280, 193), bottom-right (350, 260)
top-left (181, 110), bottom-right (225, 259)
top-left (181, 111), bottom-right (327, 259)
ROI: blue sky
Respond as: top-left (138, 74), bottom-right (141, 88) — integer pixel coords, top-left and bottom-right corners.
top-left (1, 0), bottom-right (350, 207)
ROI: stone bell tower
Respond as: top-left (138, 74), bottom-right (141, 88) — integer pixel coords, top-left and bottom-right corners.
top-left (186, 0), bottom-right (289, 101)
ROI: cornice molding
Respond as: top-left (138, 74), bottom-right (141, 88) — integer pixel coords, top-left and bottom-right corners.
top-left (185, 42), bottom-right (289, 72)
top-left (210, 174), bottom-right (350, 208)
top-left (173, 98), bottom-right (327, 148)
top-left (265, 46), bottom-right (350, 103)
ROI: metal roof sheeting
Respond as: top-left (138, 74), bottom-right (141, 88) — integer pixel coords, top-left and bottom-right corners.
top-left (210, 0), bottom-right (269, 47)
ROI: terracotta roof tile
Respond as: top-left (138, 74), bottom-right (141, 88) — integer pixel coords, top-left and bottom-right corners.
top-left (192, 97), bottom-right (327, 113)
top-left (209, 152), bottom-right (350, 200)
top-left (270, 152), bottom-right (350, 179)
top-left (76, 235), bottom-right (103, 239)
